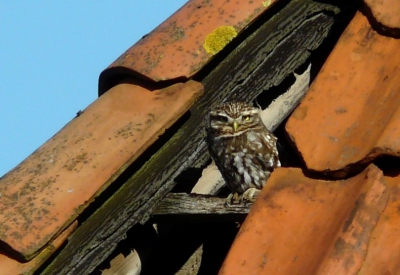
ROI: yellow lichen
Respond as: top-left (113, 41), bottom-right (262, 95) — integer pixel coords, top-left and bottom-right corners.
top-left (203, 26), bottom-right (237, 55)
top-left (262, 0), bottom-right (272, 7)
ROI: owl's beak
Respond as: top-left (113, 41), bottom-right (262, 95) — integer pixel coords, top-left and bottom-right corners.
top-left (233, 121), bottom-right (239, 132)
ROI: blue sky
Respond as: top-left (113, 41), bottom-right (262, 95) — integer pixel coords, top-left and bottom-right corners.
top-left (0, 1), bottom-right (188, 176)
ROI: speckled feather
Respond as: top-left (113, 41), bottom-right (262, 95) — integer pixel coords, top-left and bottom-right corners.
top-left (206, 101), bottom-right (280, 194)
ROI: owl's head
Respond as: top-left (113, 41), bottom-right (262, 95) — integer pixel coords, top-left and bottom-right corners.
top-left (207, 101), bottom-right (262, 136)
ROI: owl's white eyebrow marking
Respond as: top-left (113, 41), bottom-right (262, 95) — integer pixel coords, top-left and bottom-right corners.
top-left (241, 110), bottom-right (259, 116)
top-left (211, 111), bottom-right (229, 116)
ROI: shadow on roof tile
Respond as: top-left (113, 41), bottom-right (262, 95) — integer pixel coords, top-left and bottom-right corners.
top-left (99, 0), bottom-right (279, 89)
top-left (363, 0), bottom-right (400, 35)
top-left (0, 80), bottom-right (203, 260)
top-left (0, 221), bottom-right (77, 275)
top-left (219, 164), bottom-right (399, 275)
top-left (286, 11), bottom-right (400, 175)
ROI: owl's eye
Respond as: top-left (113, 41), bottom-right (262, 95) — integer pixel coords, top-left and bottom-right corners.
top-left (213, 115), bottom-right (229, 123)
top-left (243, 115), bottom-right (251, 121)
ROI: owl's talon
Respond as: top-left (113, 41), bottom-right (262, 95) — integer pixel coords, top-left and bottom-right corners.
top-left (240, 188), bottom-right (260, 203)
top-left (225, 192), bottom-right (240, 206)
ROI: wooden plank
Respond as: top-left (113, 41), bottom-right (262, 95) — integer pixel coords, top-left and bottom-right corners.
top-left (152, 193), bottom-right (251, 223)
top-left (100, 250), bottom-right (141, 275)
top-left (40, 1), bottom-right (357, 274)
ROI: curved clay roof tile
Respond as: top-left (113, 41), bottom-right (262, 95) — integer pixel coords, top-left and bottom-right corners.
top-left (0, 80), bottom-right (203, 261)
top-left (286, 11), bottom-right (400, 174)
top-left (99, 0), bottom-right (279, 94)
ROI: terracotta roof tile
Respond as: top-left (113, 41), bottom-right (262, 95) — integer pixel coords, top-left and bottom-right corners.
top-left (358, 175), bottom-right (400, 274)
top-left (0, 221), bottom-right (77, 275)
top-left (219, 164), bottom-right (398, 275)
top-left (220, 7), bottom-right (400, 275)
top-left (8, 0), bottom-right (400, 273)
top-left (99, 0), bottom-right (278, 88)
top-left (285, 11), bottom-right (400, 174)
top-left (0, 80), bottom-right (203, 260)
top-left (364, 0), bottom-right (400, 33)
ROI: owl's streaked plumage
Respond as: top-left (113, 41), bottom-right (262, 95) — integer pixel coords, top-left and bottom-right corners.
top-left (206, 101), bottom-right (280, 203)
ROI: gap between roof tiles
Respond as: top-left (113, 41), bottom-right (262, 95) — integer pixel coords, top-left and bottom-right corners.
top-left (374, 155), bottom-right (400, 178)
top-left (361, 0), bottom-right (400, 38)
top-left (219, 164), bottom-right (395, 275)
top-left (285, 10), bottom-right (400, 179)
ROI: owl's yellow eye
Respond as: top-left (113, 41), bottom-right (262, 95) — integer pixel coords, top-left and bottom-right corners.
top-left (243, 115), bottom-right (251, 121)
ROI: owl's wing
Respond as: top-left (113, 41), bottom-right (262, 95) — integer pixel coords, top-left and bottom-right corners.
top-left (257, 131), bottom-right (280, 169)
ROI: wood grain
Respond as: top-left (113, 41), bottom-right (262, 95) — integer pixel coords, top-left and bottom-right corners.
top-left (152, 193), bottom-right (251, 223)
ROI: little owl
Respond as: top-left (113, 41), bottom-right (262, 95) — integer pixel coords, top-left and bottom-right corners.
top-left (206, 101), bottom-right (280, 204)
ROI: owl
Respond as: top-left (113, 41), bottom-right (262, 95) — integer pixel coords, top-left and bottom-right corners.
top-left (206, 101), bottom-right (281, 204)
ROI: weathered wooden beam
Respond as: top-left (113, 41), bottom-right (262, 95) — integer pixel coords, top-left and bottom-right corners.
top-left (152, 193), bottom-right (251, 223)
top-left (40, 1), bottom-right (358, 274)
